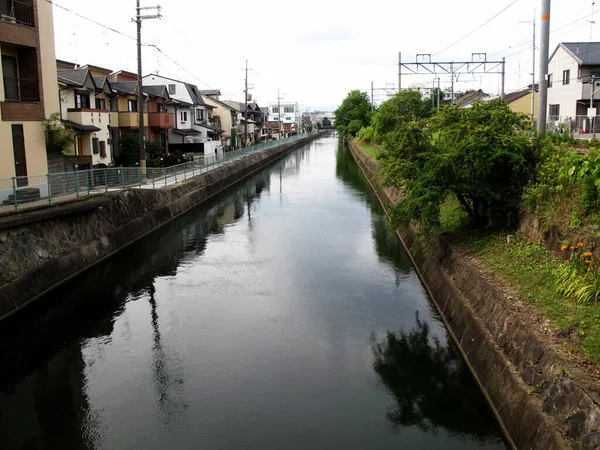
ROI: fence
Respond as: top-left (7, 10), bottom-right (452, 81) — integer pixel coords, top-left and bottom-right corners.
top-left (0, 132), bottom-right (319, 211)
top-left (547, 115), bottom-right (600, 135)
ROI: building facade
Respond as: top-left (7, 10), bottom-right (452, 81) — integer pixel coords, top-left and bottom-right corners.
top-left (0, 0), bottom-right (59, 182)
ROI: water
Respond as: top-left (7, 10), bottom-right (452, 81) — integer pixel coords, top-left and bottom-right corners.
top-left (0, 136), bottom-right (508, 450)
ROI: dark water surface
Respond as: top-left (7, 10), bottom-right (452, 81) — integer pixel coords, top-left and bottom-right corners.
top-left (0, 136), bottom-right (508, 449)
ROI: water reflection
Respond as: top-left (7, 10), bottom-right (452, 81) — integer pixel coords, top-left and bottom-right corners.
top-left (0, 150), bottom-right (305, 450)
top-left (371, 314), bottom-right (503, 444)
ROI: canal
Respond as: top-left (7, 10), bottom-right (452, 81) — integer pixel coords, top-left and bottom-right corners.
top-left (0, 136), bottom-right (508, 449)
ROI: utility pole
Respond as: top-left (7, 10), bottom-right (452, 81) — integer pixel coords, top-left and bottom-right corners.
top-left (135, 1), bottom-right (161, 172)
top-left (244, 59), bottom-right (248, 147)
top-left (537, 0), bottom-right (551, 137)
top-left (437, 77), bottom-right (441, 108)
top-left (591, 75), bottom-right (597, 140)
top-left (531, 10), bottom-right (536, 119)
top-left (501, 57), bottom-right (506, 99)
top-left (398, 52), bottom-right (402, 92)
top-left (450, 62), bottom-right (455, 103)
top-left (277, 88), bottom-right (284, 140)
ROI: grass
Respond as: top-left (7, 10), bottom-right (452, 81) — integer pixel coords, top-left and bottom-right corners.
top-left (357, 141), bottom-right (380, 160)
top-left (444, 213), bottom-right (600, 364)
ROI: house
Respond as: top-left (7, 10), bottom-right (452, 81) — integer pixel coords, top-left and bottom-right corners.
top-left (144, 74), bottom-right (221, 156)
top-left (0, 0), bottom-right (60, 184)
top-left (268, 102), bottom-right (299, 133)
top-left (143, 85), bottom-right (174, 151)
top-left (484, 85), bottom-right (539, 119)
top-left (201, 90), bottom-right (240, 149)
top-left (224, 100), bottom-right (268, 145)
top-left (109, 79), bottom-right (147, 160)
top-left (547, 42), bottom-right (600, 133)
top-left (57, 67), bottom-right (113, 167)
top-left (457, 90), bottom-right (490, 108)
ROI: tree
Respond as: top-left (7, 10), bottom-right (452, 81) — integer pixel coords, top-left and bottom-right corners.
top-left (371, 314), bottom-right (504, 443)
top-left (43, 113), bottom-right (75, 155)
top-left (334, 90), bottom-right (372, 135)
top-left (115, 132), bottom-right (140, 166)
top-left (372, 90), bottom-right (428, 141)
top-left (378, 99), bottom-right (536, 231)
top-left (322, 117), bottom-right (332, 127)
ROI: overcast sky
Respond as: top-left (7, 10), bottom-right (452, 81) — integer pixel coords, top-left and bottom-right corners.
top-left (52, 0), bottom-right (599, 111)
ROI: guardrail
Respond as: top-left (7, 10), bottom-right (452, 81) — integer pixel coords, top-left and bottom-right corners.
top-left (0, 132), bottom-right (319, 211)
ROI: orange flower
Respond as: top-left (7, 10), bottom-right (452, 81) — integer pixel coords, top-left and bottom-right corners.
top-left (586, 260), bottom-right (592, 264)
top-left (585, 251), bottom-right (594, 257)
top-left (571, 246), bottom-right (577, 250)
top-left (578, 242), bottom-right (584, 247)
top-left (565, 259), bottom-right (570, 263)
top-left (562, 245), bottom-right (569, 251)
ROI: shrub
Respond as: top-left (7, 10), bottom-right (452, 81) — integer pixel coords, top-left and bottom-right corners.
top-left (347, 119), bottom-right (364, 136)
top-left (356, 126), bottom-right (375, 143)
top-left (557, 242), bottom-right (600, 303)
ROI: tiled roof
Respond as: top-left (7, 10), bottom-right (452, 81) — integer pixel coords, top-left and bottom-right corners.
top-left (93, 76), bottom-right (108, 90)
top-left (185, 84), bottom-right (206, 106)
top-left (143, 85), bottom-right (169, 98)
top-left (57, 69), bottom-right (89, 87)
top-left (112, 81), bottom-right (137, 95)
top-left (561, 42), bottom-right (600, 65)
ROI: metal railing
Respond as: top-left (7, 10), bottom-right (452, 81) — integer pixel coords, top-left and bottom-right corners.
top-left (547, 115), bottom-right (600, 135)
top-left (3, 77), bottom-right (39, 102)
top-left (0, 0), bottom-right (34, 26)
top-left (0, 132), bottom-right (319, 211)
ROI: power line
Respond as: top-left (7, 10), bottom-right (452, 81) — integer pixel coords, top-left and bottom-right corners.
top-left (47, 0), bottom-right (241, 104)
top-left (434, 0), bottom-right (520, 57)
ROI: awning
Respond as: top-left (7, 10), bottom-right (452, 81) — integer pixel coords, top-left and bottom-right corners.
top-left (62, 120), bottom-right (101, 133)
top-left (172, 129), bottom-right (201, 136)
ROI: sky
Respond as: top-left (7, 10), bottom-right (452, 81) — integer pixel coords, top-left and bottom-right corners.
top-left (51, 0), bottom-right (600, 111)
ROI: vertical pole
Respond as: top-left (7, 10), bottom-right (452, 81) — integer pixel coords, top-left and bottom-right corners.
top-left (121, 168), bottom-right (125, 189)
top-left (136, 0), bottom-right (146, 174)
top-left (398, 52), bottom-right (402, 91)
top-left (437, 77), bottom-right (441, 108)
top-left (244, 59), bottom-right (248, 147)
top-left (47, 174), bottom-right (52, 204)
top-left (152, 168), bottom-right (156, 188)
top-left (75, 170), bottom-right (80, 199)
top-left (104, 168), bottom-right (108, 192)
top-left (532, 9), bottom-right (537, 120)
top-left (537, 0), bottom-right (551, 137)
top-left (432, 78), bottom-right (435, 107)
top-left (450, 62), bottom-right (455, 104)
top-left (501, 57), bottom-right (506, 99)
top-left (138, 167), bottom-right (142, 188)
top-left (592, 76), bottom-right (596, 140)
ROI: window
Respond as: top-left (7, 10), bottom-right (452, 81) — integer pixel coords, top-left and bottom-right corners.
top-left (75, 92), bottom-right (90, 109)
top-left (157, 102), bottom-right (164, 113)
top-left (110, 97), bottom-right (118, 112)
top-left (168, 84), bottom-right (176, 94)
top-left (99, 141), bottom-right (107, 158)
top-left (128, 99), bottom-right (138, 112)
top-left (92, 138), bottom-right (99, 154)
top-left (549, 104), bottom-right (560, 117)
top-left (272, 107), bottom-right (279, 113)
top-left (195, 108), bottom-right (204, 122)
top-left (180, 111), bottom-right (188, 122)
top-left (563, 70), bottom-right (570, 85)
top-left (95, 98), bottom-right (106, 110)
top-left (284, 106), bottom-right (294, 113)
top-left (273, 116), bottom-right (279, 121)
top-left (548, 74), bottom-right (553, 88)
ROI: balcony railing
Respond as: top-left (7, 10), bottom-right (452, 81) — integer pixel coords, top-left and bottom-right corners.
top-left (0, 0), bottom-right (34, 27)
top-left (3, 77), bottom-right (39, 102)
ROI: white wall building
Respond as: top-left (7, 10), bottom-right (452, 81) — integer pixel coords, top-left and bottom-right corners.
top-left (547, 42), bottom-right (600, 132)
top-left (268, 102), bottom-right (299, 125)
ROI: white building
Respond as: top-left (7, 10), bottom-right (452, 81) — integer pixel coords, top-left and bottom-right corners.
top-left (547, 42), bottom-right (600, 133)
top-left (268, 102), bottom-right (299, 125)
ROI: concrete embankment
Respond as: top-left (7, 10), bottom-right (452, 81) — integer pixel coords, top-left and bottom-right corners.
top-left (348, 140), bottom-right (600, 450)
top-left (0, 134), bottom-right (323, 321)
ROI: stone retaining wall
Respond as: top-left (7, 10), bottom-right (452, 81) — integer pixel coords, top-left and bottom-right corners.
top-left (349, 140), bottom-right (600, 450)
top-left (0, 135), bottom-right (322, 320)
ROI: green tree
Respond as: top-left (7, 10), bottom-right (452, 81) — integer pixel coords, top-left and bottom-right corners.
top-left (322, 117), bottom-right (332, 127)
top-left (372, 90), bottom-right (428, 141)
top-left (378, 99), bottom-right (536, 231)
top-left (146, 141), bottom-right (166, 167)
top-left (334, 90), bottom-right (372, 135)
top-left (115, 132), bottom-right (140, 166)
top-left (43, 113), bottom-right (75, 155)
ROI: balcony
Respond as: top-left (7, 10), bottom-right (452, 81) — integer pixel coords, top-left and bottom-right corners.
top-left (118, 111), bottom-right (148, 128)
top-left (0, 0), bottom-right (34, 27)
top-left (3, 76), bottom-right (39, 102)
top-left (149, 112), bottom-right (174, 129)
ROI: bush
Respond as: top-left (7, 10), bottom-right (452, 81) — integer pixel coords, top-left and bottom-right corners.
top-left (557, 243), bottom-right (600, 304)
top-left (347, 119), bottom-right (363, 136)
top-left (547, 130), bottom-right (576, 145)
top-left (356, 126), bottom-right (375, 143)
